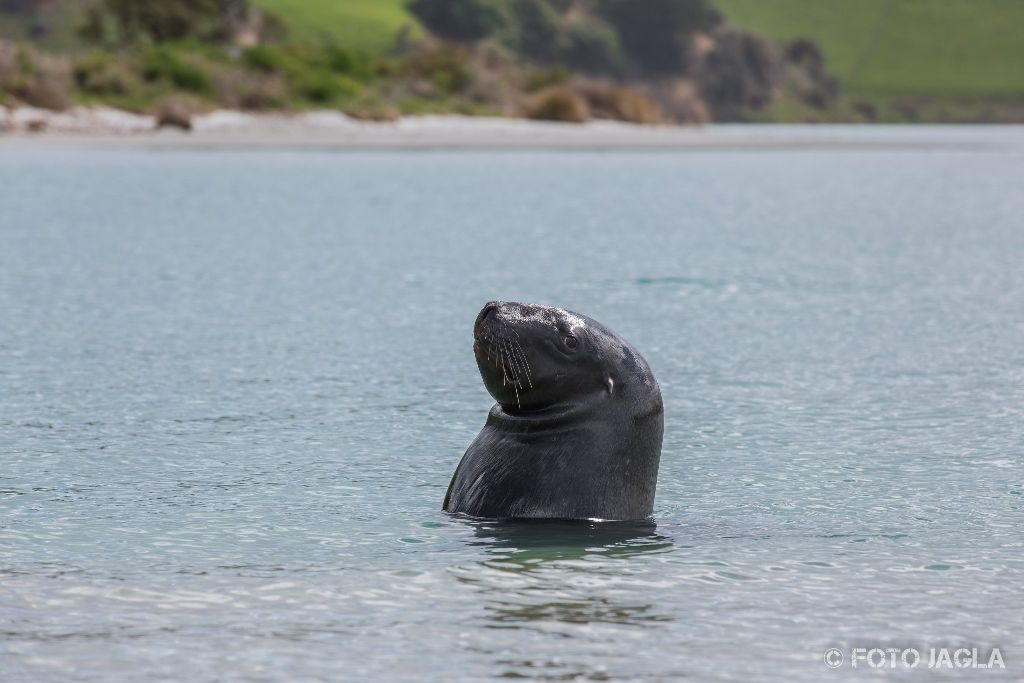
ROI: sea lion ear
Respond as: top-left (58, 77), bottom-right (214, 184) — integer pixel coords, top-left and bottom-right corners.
top-left (605, 377), bottom-right (615, 395)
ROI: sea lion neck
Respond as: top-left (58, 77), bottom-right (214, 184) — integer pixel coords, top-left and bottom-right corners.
top-left (486, 393), bottom-right (604, 432)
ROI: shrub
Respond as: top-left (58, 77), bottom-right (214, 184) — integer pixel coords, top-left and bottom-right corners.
top-left (576, 82), bottom-right (663, 124)
top-left (290, 70), bottom-right (360, 104)
top-left (255, 9), bottom-right (288, 43)
top-left (80, 0), bottom-right (236, 45)
top-left (402, 45), bottom-right (473, 95)
top-left (408, 0), bottom-right (506, 43)
top-left (233, 74), bottom-right (288, 110)
top-left (204, 60), bottom-right (288, 110)
top-left (143, 47), bottom-right (211, 95)
top-left (0, 42), bottom-right (71, 110)
top-left (18, 74), bottom-right (70, 109)
top-left (242, 43), bottom-right (375, 90)
top-left (597, 0), bottom-right (721, 75)
top-left (696, 27), bottom-right (779, 120)
top-left (524, 65), bottom-right (570, 92)
top-left (526, 86), bottom-right (589, 122)
top-left (507, 0), bottom-right (563, 62)
top-left (73, 53), bottom-right (140, 96)
top-left (322, 44), bottom-right (374, 81)
top-left (241, 44), bottom-right (292, 73)
top-left (344, 98), bottom-right (401, 121)
top-left (657, 79), bottom-right (710, 124)
top-left (852, 100), bottom-right (878, 122)
top-left (783, 39), bottom-right (838, 110)
top-left (562, 15), bottom-right (624, 75)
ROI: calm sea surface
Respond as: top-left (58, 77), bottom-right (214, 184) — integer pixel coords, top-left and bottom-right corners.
top-left (2, 129), bottom-right (1023, 681)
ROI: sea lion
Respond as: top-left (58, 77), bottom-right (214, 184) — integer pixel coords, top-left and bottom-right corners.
top-left (443, 301), bottom-right (664, 520)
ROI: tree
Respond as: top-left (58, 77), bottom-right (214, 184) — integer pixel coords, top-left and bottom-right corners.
top-left (507, 0), bottom-right (563, 62)
top-left (79, 0), bottom-right (248, 45)
top-left (407, 0), bottom-right (506, 43)
top-left (562, 14), bottom-right (624, 74)
top-left (597, 0), bottom-right (721, 75)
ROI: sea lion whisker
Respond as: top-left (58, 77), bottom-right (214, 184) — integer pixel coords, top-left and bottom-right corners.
top-left (500, 346), bottom-right (510, 386)
top-left (513, 339), bottom-right (533, 388)
top-left (508, 329), bottom-right (533, 385)
top-left (486, 332), bottom-right (500, 369)
top-left (495, 331), bottom-right (514, 382)
top-left (503, 325), bottom-right (529, 389)
top-left (502, 338), bottom-right (523, 387)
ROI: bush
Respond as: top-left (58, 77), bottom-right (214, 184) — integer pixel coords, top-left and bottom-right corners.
top-left (526, 86), bottom-right (589, 122)
top-left (344, 98), bottom-right (401, 122)
top-left (143, 47), bottom-right (211, 95)
top-left (241, 44), bottom-right (292, 73)
top-left (597, 0), bottom-right (721, 75)
top-left (657, 79), bottom-right (710, 123)
top-left (524, 65), bottom-right (570, 92)
top-left (407, 0), bottom-right (506, 42)
top-left (322, 44), bottom-right (374, 81)
top-left (290, 70), bottom-right (359, 104)
top-left (401, 45), bottom-right (473, 95)
top-left (17, 74), bottom-right (70, 109)
top-left (0, 42), bottom-right (71, 110)
top-left (507, 0), bottom-right (563, 62)
top-left (783, 39), bottom-right (838, 110)
top-left (80, 0), bottom-right (235, 45)
top-left (562, 15), bottom-right (624, 75)
top-left (696, 27), bottom-right (779, 119)
top-left (576, 82), bottom-right (663, 124)
top-left (233, 75), bottom-right (288, 110)
top-left (205, 61), bottom-right (288, 110)
top-left (73, 53), bottom-right (139, 96)
top-left (242, 43), bottom-right (375, 90)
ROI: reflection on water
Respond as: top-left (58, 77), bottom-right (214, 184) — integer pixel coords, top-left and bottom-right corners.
top-left (485, 598), bottom-right (671, 628)
top-left (454, 520), bottom-right (674, 634)
top-left (467, 519), bottom-right (674, 566)
top-left (452, 520), bottom-right (676, 679)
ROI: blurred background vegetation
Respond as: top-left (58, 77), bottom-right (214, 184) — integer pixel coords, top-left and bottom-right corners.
top-left (2, 0), bottom-right (1022, 125)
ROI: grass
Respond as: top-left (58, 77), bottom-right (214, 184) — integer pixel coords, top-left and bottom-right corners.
top-left (251, 0), bottom-right (421, 54)
top-left (715, 0), bottom-right (1024, 99)
top-left (6, 0), bottom-right (1023, 99)
top-left (0, 0), bottom-right (421, 55)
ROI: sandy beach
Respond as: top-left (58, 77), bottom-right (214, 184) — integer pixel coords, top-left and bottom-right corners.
top-left (3, 106), bottom-right (1024, 150)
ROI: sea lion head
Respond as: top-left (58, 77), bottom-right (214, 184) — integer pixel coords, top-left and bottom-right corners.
top-left (448, 301), bottom-right (664, 520)
top-left (473, 301), bottom-right (654, 413)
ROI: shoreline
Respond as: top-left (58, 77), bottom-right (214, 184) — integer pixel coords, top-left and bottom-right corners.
top-left (3, 106), bottom-right (1023, 151)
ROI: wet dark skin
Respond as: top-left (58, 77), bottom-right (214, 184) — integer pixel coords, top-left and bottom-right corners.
top-left (443, 301), bottom-right (664, 520)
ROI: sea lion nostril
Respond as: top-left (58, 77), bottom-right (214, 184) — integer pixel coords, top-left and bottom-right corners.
top-left (475, 302), bottom-right (499, 339)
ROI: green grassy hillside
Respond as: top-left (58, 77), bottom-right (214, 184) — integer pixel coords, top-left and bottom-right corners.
top-left (715, 0), bottom-right (1024, 99)
top-left (252, 0), bottom-right (420, 54)
top-left (253, 0), bottom-right (1024, 98)
top-left (0, 0), bottom-right (420, 54)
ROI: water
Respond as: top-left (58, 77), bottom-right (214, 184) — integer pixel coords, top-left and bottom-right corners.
top-left (2, 129), bottom-right (1023, 681)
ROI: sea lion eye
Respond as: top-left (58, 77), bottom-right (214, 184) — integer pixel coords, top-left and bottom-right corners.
top-left (564, 335), bottom-right (578, 350)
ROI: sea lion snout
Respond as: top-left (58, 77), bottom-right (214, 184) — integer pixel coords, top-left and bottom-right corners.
top-left (474, 302), bottom-right (501, 341)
